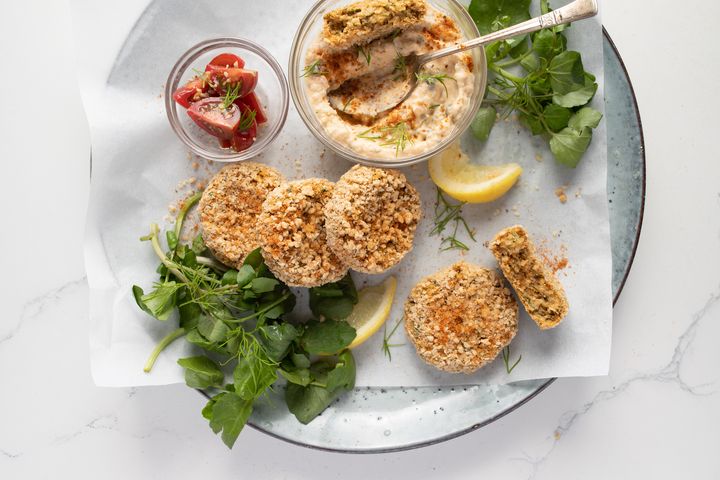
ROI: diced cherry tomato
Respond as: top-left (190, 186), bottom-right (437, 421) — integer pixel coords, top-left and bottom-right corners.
top-left (218, 137), bottom-right (232, 149)
top-left (206, 67), bottom-right (258, 97)
top-left (236, 92), bottom-right (267, 124)
top-left (172, 77), bottom-right (207, 108)
top-left (187, 97), bottom-right (241, 139)
top-left (206, 53), bottom-right (245, 69)
top-left (231, 123), bottom-right (257, 152)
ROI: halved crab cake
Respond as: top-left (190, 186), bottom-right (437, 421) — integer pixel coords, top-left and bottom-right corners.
top-left (324, 165), bottom-right (421, 273)
top-left (258, 178), bottom-right (348, 287)
top-left (199, 162), bottom-right (284, 268)
top-left (489, 225), bottom-right (569, 329)
top-left (404, 261), bottom-right (518, 373)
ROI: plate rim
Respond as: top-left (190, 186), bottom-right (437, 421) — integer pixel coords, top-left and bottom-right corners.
top-left (94, 16), bottom-right (646, 453)
top-left (238, 25), bottom-right (647, 454)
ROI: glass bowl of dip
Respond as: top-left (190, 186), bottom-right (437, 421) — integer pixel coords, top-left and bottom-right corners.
top-left (166, 37), bottom-right (289, 162)
top-left (289, 0), bottom-right (486, 167)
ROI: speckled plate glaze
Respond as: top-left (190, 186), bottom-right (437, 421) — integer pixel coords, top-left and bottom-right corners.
top-left (109, 3), bottom-right (645, 452)
top-left (245, 30), bottom-right (644, 453)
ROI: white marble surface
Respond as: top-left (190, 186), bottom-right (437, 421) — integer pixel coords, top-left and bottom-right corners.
top-left (1, 0), bottom-right (719, 478)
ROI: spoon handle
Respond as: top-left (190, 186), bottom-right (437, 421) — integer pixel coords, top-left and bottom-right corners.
top-left (418, 0), bottom-right (598, 65)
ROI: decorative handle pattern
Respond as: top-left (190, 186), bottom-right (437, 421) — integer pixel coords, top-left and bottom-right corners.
top-left (418, 0), bottom-right (598, 65)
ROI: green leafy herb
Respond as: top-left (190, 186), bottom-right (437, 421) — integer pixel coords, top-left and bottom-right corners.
top-left (309, 274), bottom-right (358, 321)
top-left (300, 320), bottom-right (356, 355)
top-left (357, 45), bottom-right (372, 65)
top-left (206, 393), bottom-right (253, 448)
top-left (470, 105), bottom-right (497, 141)
top-left (468, 0), bottom-right (602, 166)
top-left (300, 59), bottom-right (325, 77)
top-left (415, 71), bottom-right (455, 96)
top-left (431, 187), bottom-right (476, 251)
top-left (502, 346), bottom-right (522, 374)
top-left (285, 350), bottom-right (356, 424)
top-left (133, 189), bottom-right (361, 449)
top-left (381, 317), bottom-right (405, 361)
top-left (177, 356), bottom-right (225, 389)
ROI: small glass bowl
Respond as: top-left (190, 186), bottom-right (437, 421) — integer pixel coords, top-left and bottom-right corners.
top-left (288, 0), bottom-right (487, 167)
top-left (165, 37), bottom-right (289, 162)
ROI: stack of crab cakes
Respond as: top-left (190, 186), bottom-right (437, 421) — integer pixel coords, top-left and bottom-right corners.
top-left (199, 162), bottom-right (422, 288)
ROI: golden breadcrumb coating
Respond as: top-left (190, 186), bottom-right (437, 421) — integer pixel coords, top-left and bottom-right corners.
top-left (489, 225), bottom-right (569, 330)
top-left (257, 179), bottom-right (348, 287)
top-left (199, 162), bottom-right (284, 268)
top-left (322, 0), bottom-right (427, 48)
top-left (324, 165), bottom-right (421, 273)
top-left (404, 261), bottom-right (518, 373)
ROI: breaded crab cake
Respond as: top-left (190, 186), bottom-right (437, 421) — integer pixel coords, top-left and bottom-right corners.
top-left (324, 165), bottom-right (421, 273)
top-left (257, 178), bottom-right (348, 287)
top-left (199, 162), bottom-right (284, 268)
top-left (404, 261), bottom-right (518, 373)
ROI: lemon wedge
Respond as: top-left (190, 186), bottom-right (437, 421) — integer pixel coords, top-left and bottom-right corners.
top-left (347, 276), bottom-right (397, 349)
top-left (428, 142), bottom-right (523, 203)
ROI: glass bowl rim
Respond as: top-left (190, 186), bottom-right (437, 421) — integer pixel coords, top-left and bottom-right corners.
top-left (165, 37), bottom-right (290, 162)
top-left (288, 0), bottom-right (488, 167)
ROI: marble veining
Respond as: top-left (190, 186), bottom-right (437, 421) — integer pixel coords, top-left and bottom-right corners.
top-left (1, 277), bottom-right (87, 345)
top-left (521, 283), bottom-right (720, 479)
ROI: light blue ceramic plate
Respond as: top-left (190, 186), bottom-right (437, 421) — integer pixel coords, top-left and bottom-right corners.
top-left (109, 0), bottom-right (644, 452)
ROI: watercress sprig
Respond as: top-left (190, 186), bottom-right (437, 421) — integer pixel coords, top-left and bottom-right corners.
top-left (468, 0), bottom-right (603, 167)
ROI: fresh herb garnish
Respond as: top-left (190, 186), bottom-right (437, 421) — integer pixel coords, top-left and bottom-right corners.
top-left (309, 274), bottom-right (358, 321)
top-left (358, 121), bottom-right (412, 157)
top-left (237, 108), bottom-right (257, 131)
top-left (430, 187), bottom-right (476, 251)
top-left (381, 317), bottom-right (405, 361)
top-left (300, 59), bottom-right (325, 77)
top-left (468, 0), bottom-right (602, 166)
top-left (133, 195), bottom-right (359, 448)
top-left (357, 45), bottom-right (372, 65)
top-left (393, 51), bottom-right (407, 75)
top-left (415, 71), bottom-right (455, 96)
top-left (342, 97), bottom-right (354, 112)
top-left (502, 345), bottom-right (522, 374)
top-left (221, 82), bottom-right (242, 110)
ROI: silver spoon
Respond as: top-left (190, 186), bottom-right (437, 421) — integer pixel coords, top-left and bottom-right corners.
top-left (328, 0), bottom-right (598, 123)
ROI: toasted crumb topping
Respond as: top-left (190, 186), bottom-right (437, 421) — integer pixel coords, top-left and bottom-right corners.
top-left (258, 179), bottom-right (348, 287)
top-left (323, 0), bottom-right (427, 49)
top-left (488, 225), bottom-right (569, 330)
top-left (404, 261), bottom-right (518, 373)
top-left (199, 162), bottom-right (284, 268)
top-left (324, 165), bottom-right (421, 273)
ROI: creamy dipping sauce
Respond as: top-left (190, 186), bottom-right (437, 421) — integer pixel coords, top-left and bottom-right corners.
top-left (304, 3), bottom-right (475, 160)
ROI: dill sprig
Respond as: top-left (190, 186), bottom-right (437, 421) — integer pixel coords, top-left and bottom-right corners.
top-left (358, 122), bottom-right (412, 157)
top-left (357, 45), bottom-right (372, 65)
top-left (502, 346), bottom-right (522, 374)
top-left (393, 51), bottom-right (407, 75)
top-left (382, 317), bottom-right (405, 361)
top-left (221, 82), bottom-right (242, 109)
top-left (237, 108), bottom-right (257, 130)
top-left (415, 71), bottom-right (456, 96)
top-left (430, 187), bottom-right (476, 251)
top-left (300, 59), bottom-right (325, 77)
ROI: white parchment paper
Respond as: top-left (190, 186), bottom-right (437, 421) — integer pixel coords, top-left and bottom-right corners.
top-left (80, 0), bottom-right (611, 387)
